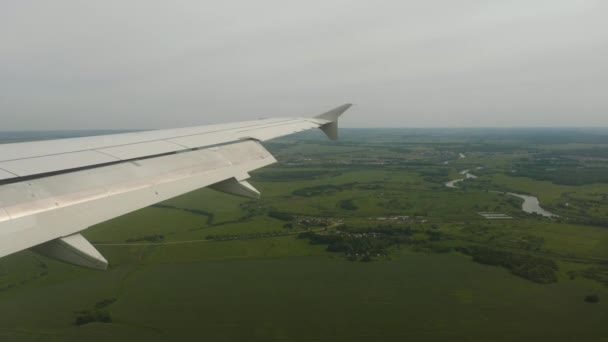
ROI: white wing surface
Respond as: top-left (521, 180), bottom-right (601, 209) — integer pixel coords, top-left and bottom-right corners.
top-left (0, 104), bottom-right (352, 269)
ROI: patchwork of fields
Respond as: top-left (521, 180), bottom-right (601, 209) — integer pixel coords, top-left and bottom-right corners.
top-left (1, 128), bottom-right (608, 341)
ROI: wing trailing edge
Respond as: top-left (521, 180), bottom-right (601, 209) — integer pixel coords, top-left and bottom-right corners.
top-left (210, 176), bottom-right (261, 199)
top-left (32, 233), bottom-right (108, 270)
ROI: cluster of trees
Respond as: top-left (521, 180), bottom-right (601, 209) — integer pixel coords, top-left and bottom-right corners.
top-left (355, 183), bottom-right (384, 190)
top-left (298, 225), bottom-right (421, 262)
top-left (558, 147), bottom-right (608, 158)
top-left (379, 198), bottom-right (411, 211)
top-left (446, 143), bottom-right (528, 153)
top-left (513, 155), bottom-right (608, 185)
top-left (267, 211), bottom-right (295, 221)
top-left (95, 298), bottom-right (116, 309)
top-left (256, 170), bottom-right (342, 182)
top-left (299, 225), bottom-right (560, 285)
top-left (456, 246), bottom-right (558, 284)
top-left (74, 298), bottom-right (116, 326)
top-left (578, 267), bottom-right (608, 287)
top-left (299, 225), bottom-right (455, 261)
top-left (181, 208), bottom-right (215, 225)
top-left (419, 168), bottom-right (449, 184)
top-left (0, 260), bottom-right (50, 292)
top-left (339, 199), bottom-right (359, 211)
top-left (238, 202), bottom-right (268, 220)
top-left (411, 242), bottom-right (452, 254)
top-left (569, 217), bottom-right (608, 228)
top-left (513, 234), bottom-right (545, 252)
top-left (297, 231), bottom-right (343, 245)
top-left (75, 311), bottom-right (112, 326)
top-left (552, 197), bottom-right (608, 228)
top-left (340, 225), bottom-right (414, 237)
top-left (298, 231), bottom-right (391, 262)
top-left (585, 294), bottom-right (600, 303)
top-left (152, 204), bottom-right (214, 225)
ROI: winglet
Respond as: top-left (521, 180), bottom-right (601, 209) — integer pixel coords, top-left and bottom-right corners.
top-left (314, 104), bottom-right (352, 140)
top-left (314, 103), bottom-right (352, 122)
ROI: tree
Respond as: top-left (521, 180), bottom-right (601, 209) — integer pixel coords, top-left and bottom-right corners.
top-left (584, 294), bottom-right (600, 303)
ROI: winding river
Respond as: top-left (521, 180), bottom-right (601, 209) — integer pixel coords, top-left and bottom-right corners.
top-left (444, 169), bottom-right (477, 188)
top-left (444, 167), bottom-right (557, 217)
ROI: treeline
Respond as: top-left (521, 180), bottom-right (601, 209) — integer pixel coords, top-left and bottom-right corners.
top-left (515, 166), bottom-right (608, 185)
top-left (152, 204), bottom-right (214, 225)
top-left (125, 234), bottom-right (164, 243)
top-left (340, 225), bottom-right (414, 236)
top-left (267, 211), bottom-right (295, 221)
top-left (576, 267), bottom-right (608, 288)
top-left (567, 217), bottom-right (608, 229)
top-left (456, 246), bottom-right (558, 284)
top-left (298, 226), bottom-right (453, 262)
top-left (560, 147), bottom-right (608, 158)
top-left (0, 260), bottom-right (48, 293)
top-left (292, 183), bottom-right (358, 197)
top-left (75, 311), bottom-right (112, 326)
top-left (299, 226), bottom-right (560, 285)
top-left (444, 143), bottom-right (530, 153)
top-left (206, 231), bottom-right (286, 241)
top-left (255, 170), bottom-right (342, 181)
top-left (554, 198), bottom-right (608, 228)
top-left (386, 147), bottom-right (412, 154)
top-left (339, 199), bottom-right (358, 211)
top-left (419, 168), bottom-right (449, 184)
top-left (298, 225), bottom-right (419, 262)
top-left (74, 298), bottom-right (116, 326)
top-left (356, 183), bottom-right (384, 190)
top-left (513, 156), bottom-right (608, 185)
top-left (298, 231), bottom-right (392, 262)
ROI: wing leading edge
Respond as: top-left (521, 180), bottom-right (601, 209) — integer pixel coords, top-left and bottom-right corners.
top-left (0, 104), bottom-right (352, 269)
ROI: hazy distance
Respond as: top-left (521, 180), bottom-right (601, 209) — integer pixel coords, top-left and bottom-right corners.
top-left (1, 0), bottom-right (607, 130)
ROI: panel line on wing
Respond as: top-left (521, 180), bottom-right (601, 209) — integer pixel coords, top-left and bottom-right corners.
top-left (0, 139), bottom-right (272, 186)
top-left (233, 119), bottom-right (308, 134)
top-left (0, 118), bottom-right (297, 163)
top-left (0, 139), bottom-right (278, 260)
top-left (0, 168), bottom-right (18, 180)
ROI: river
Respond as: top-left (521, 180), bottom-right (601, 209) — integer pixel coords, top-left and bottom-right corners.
top-left (444, 169), bottom-right (557, 217)
top-left (444, 169), bottom-right (477, 188)
top-left (445, 179), bottom-right (464, 188)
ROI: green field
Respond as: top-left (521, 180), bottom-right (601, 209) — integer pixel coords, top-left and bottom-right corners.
top-left (1, 128), bottom-right (608, 341)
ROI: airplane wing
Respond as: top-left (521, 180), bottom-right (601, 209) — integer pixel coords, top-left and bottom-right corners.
top-left (0, 104), bottom-right (352, 270)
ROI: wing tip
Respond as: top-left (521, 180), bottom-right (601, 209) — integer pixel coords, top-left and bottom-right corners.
top-left (313, 103), bottom-right (353, 122)
top-left (314, 104), bottom-right (352, 140)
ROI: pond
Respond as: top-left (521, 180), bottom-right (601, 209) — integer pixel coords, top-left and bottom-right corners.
top-left (506, 193), bottom-right (557, 218)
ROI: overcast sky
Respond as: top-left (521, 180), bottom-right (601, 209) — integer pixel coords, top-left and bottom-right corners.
top-left (1, 0), bottom-right (607, 130)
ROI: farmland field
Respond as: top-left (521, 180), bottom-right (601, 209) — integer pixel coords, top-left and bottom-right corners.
top-left (1, 128), bottom-right (608, 341)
